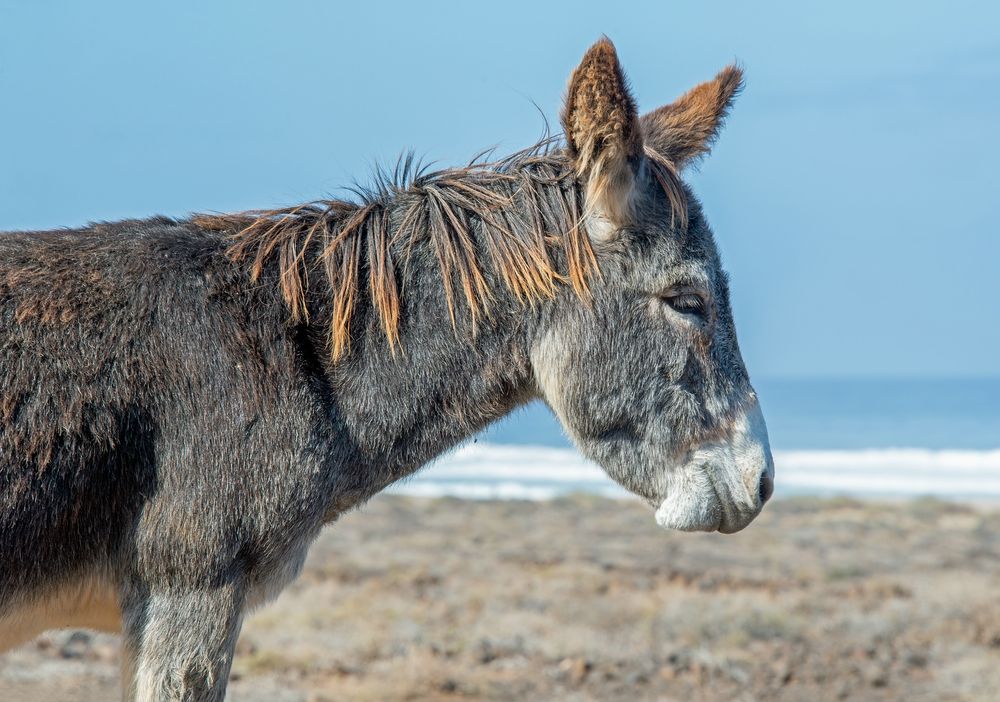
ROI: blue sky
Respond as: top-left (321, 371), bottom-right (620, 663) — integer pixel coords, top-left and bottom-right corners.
top-left (1, 1), bottom-right (997, 378)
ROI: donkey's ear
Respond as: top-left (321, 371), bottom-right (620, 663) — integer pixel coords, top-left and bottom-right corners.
top-left (561, 38), bottom-right (642, 238)
top-left (641, 65), bottom-right (743, 170)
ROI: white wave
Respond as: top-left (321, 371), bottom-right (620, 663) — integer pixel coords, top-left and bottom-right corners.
top-left (386, 443), bottom-right (1000, 500)
top-left (775, 448), bottom-right (1000, 497)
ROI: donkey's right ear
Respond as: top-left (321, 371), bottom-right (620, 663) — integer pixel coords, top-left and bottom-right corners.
top-left (561, 38), bottom-right (642, 240)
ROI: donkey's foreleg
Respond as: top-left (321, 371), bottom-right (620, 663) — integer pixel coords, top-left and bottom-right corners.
top-left (121, 582), bottom-right (245, 702)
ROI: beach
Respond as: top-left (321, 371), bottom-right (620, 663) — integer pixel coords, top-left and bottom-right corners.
top-left (3, 494), bottom-right (999, 702)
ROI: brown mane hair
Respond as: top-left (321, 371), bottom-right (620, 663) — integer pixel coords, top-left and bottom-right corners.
top-left (194, 138), bottom-right (686, 362)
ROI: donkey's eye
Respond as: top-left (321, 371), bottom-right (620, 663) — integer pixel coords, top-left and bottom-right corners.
top-left (660, 291), bottom-right (707, 318)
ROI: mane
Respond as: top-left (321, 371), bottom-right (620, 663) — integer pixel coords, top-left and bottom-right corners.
top-left (194, 137), bottom-right (686, 362)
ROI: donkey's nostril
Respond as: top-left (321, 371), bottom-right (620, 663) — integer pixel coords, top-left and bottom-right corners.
top-left (758, 471), bottom-right (774, 505)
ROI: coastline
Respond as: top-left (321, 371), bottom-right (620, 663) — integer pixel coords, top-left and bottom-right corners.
top-left (388, 444), bottom-right (1000, 503)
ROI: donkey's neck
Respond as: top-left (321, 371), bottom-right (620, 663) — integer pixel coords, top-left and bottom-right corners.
top-left (316, 298), bottom-right (541, 506)
top-left (217, 147), bottom-right (590, 508)
top-left (291, 192), bottom-right (564, 506)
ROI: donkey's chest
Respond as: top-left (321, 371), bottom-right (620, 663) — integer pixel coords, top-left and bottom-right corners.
top-left (244, 527), bottom-right (321, 611)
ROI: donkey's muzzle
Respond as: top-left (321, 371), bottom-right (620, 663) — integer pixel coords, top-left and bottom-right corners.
top-left (655, 399), bottom-right (774, 534)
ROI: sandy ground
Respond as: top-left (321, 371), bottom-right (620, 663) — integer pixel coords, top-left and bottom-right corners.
top-left (2, 494), bottom-right (1000, 701)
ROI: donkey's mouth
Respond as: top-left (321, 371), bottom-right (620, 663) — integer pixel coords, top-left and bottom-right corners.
top-left (654, 488), bottom-right (755, 533)
top-left (653, 465), bottom-right (766, 534)
top-left (655, 509), bottom-right (722, 532)
top-left (653, 462), bottom-right (726, 532)
top-left (653, 401), bottom-right (774, 534)
top-left (651, 456), bottom-right (766, 533)
top-left (653, 492), bottom-right (723, 532)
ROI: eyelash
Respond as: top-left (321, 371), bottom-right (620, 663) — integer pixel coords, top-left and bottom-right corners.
top-left (659, 291), bottom-right (708, 318)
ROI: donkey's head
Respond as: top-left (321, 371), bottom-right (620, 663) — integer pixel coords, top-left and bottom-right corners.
top-left (532, 39), bottom-right (773, 533)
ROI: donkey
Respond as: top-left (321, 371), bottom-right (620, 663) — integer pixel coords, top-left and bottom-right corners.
top-left (0, 39), bottom-right (773, 700)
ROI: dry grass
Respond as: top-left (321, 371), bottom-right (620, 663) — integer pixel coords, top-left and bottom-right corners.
top-left (3, 495), bottom-right (1000, 701)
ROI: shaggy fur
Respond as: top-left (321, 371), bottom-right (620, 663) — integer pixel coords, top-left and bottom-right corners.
top-left (197, 142), bottom-right (601, 361)
top-left (0, 39), bottom-right (771, 701)
top-left (197, 136), bottom-right (686, 363)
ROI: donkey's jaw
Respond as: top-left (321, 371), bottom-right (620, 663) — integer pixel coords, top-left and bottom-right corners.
top-left (653, 466), bottom-right (724, 532)
top-left (654, 400), bottom-right (774, 534)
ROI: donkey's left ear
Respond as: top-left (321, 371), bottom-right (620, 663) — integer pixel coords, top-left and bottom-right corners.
top-left (641, 65), bottom-right (744, 170)
top-left (561, 38), bottom-right (642, 239)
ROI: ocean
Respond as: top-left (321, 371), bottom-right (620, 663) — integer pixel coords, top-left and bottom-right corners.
top-left (389, 377), bottom-right (1000, 501)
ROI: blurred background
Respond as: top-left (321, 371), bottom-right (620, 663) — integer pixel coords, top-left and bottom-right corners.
top-left (2, 1), bottom-right (998, 700)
